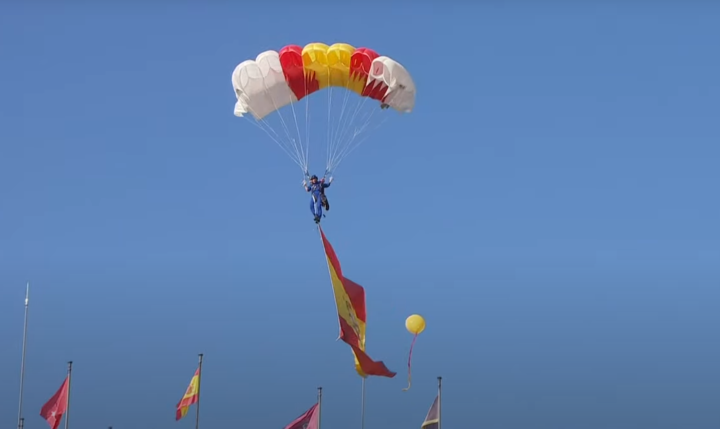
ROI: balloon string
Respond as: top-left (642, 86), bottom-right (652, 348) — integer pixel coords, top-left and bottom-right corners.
top-left (402, 333), bottom-right (418, 391)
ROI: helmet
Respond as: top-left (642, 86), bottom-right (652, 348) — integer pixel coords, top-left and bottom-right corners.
top-left (310, 175), bottom-right (318, 180)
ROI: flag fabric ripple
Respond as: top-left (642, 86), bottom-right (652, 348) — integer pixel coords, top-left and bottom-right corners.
top-left (319, 226), bottom-right (395, 378)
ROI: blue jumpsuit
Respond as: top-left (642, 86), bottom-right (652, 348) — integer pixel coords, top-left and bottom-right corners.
top-left (308, 181), bottom-right (331, 219)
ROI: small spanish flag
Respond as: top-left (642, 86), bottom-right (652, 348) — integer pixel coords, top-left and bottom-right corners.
top-left (176, 368), bottom-right (200, 421)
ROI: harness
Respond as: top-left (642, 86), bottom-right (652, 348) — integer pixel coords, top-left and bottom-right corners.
top-left (309, 182), bottom-right (328, 208)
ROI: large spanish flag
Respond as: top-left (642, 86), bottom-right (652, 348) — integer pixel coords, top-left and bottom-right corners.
top-left (319, 226), bottom-right (396, 378)
top-left (175, 368), bottom-right (200, 420)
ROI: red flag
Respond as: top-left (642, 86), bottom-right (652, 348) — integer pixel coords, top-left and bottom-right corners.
top-left (283, 403), bottom-right (319, 429)
top-left (40, 376), bottom-right (69, 429)
top-left (319, 226), bottom-right (396, 378)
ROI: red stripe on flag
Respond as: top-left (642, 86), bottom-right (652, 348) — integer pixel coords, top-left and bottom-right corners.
top-left (342, 276), bottom-right (366, 324)
top-left (339, 317), bottom-right (396, 377)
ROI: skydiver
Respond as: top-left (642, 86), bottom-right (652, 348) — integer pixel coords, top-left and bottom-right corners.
top-left (303, 175), bottom-right (333, 223)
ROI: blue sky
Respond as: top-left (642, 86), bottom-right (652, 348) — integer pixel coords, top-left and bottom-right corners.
top-left (1, 3), bottom-right (719, 429)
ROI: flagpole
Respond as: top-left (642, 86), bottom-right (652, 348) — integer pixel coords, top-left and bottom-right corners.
top-left (317, 386), bottom-right (323, 429)
top-left (195, 353), bottom-right (203, 429)
top-left (17, 283), bottom-right (30, 429)
top-left (360, 378), bottom-right (366, 429)
top-left (437, 376), bottom-right (442, 429)
top-left (65, 361), bottom-right (73, 429)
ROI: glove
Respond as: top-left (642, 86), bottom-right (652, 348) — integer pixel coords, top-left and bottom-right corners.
top-left (302, 180), bottom-right (307, 186)
top-left (329, 176), bottom-right (334, 183)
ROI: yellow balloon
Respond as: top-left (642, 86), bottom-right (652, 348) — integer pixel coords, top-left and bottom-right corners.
top-left (405, 314), bottom-right (426, 335)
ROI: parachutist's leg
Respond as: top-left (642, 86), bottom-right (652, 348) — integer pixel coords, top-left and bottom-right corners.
top-left (311, 197), bottom-right (320, 223)
top-left (315, 198), bottom-right (323, 219)
top-left (311, 198), bottom-right (322, 223)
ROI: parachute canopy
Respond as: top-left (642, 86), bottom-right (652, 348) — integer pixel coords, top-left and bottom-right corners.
top-left (232, 43), bottom-right (415, 119)
top-left (231, 42), bottom-right (416, 176)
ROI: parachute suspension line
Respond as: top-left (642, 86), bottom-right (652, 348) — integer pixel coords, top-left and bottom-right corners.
top-left (336, 89), bottom-right (354, 144)
top-left (304, 82), bottom-right (311, 177)
top-left (325, 74), bottom-right (333, 178)
top-left (245, 98), bottom-right (303, 173)
top-left (330, 113), bottom-right (389, 173)
top-left (330, 99), bottom-right (390, 173)
top-left (334, 94), bottom-right (370, 147)
top-left (331, 91), bottom-right (364, 165)
top-left (262, 80), bottom-right (306, 174)
top-left (287, 90), bottom-right (308, 174)
top-left (270, 105), bottom-right (301, 166)
top-left (242, 116), bottom-right (305, 172)
top-left (240, 97), bottom-right (304, 173)
top-left (323, 93), bottom-right (360, 176)
top-left (327, 95), bottom-right (374, 173)
top-left (329, 97), bottom-right (370, 172)
top-left (326, 88), bottom-right (354, 175)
